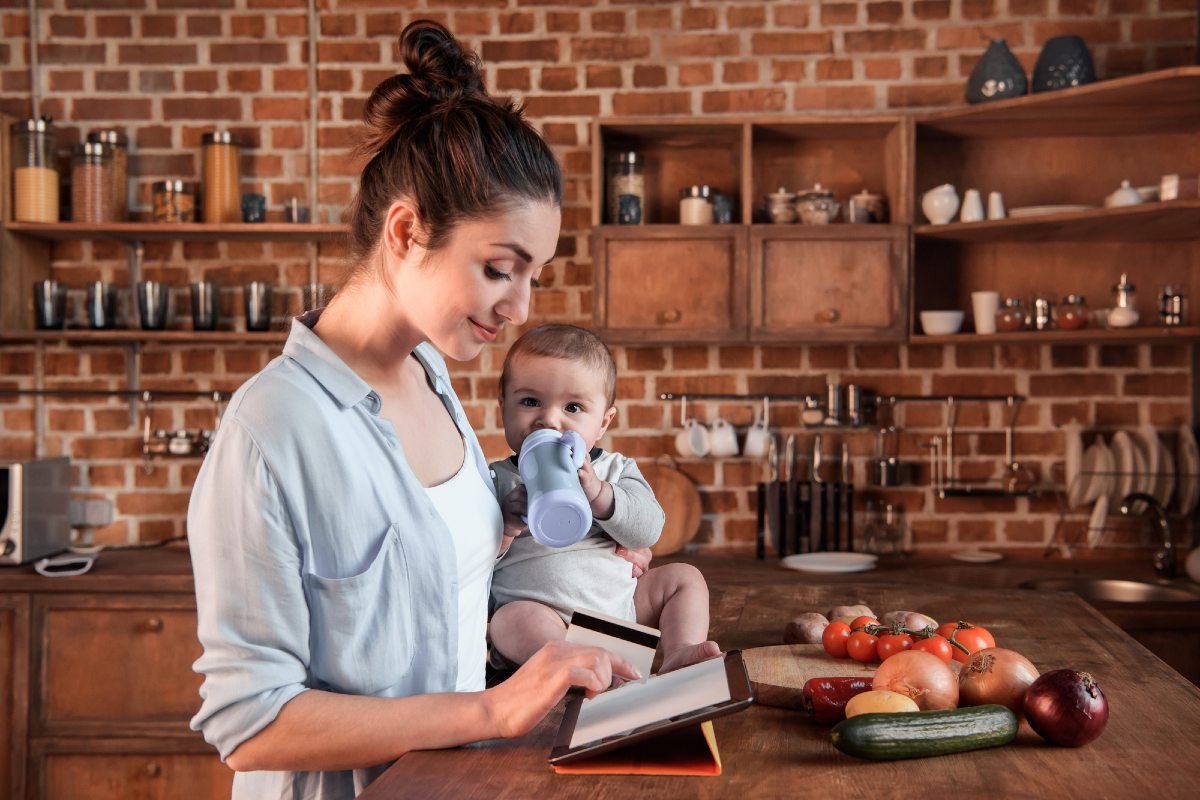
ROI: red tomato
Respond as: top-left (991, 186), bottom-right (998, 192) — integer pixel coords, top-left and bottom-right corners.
top-left (822, 621), bottom-right (852, 659)
top-left (846, 631), bottom-right (879, 663)
top-left (876, 633), bottom-right (914, 661)
top-left (912, 634), bottom-right (954, 664)
top-left (849, 615), bottom-right (880, 632)
top-left (935, 621), bottom-right (996, 662)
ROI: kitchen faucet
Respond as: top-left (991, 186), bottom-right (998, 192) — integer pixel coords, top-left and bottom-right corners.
top-left (1119, 493), bottom-right (1176, 578)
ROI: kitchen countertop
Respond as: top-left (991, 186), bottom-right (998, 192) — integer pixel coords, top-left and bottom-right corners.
top-left (362, 578), bottom-right (1200, 799)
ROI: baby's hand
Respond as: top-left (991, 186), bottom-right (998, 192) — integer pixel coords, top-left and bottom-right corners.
top-left (578, 459), bottom-right (616, 520)
top-left (500, 485), bottom-right (530, 540)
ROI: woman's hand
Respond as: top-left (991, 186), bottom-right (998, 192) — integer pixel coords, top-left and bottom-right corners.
top-left (482, 640), bottom-right (641, 739)
top-left (615, 546), bottom-right (652, 578)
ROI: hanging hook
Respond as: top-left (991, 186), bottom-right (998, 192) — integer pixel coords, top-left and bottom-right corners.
top-left (762, 395), bottom-right (770, 427)
top-left (679, 394), bottom-right (688, 427)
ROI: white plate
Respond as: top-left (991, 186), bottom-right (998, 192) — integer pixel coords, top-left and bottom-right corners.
top-left (1127, 433), bottom-right (1148, 510)
top-left (1178, 426), bottom-right (1200, 515)
top-left (951, 549), bottom-right (1003, 563)
top-left (1109, 431), bottom-right (1135, 507)
top-left (780, 553), bottom-right (878, 574)
top-left (1089, 438), bottom-right (1115, 506)
top-left (1064, 424), bottom-right (1085, 508)
top-left (1155, 439), bottom-right (1176, 509)
top-left (1087, 495), bottom-right (1109, 549)
top-left (1008, 204), bottom-right (1097, 218)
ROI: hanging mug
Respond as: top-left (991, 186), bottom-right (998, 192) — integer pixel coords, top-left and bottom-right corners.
top-left (674, 419), bottom-right (710, 458)
top-left (708, 417), bottom-right (739, 458)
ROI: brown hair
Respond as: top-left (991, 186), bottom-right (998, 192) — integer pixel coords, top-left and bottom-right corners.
top-left (347, 20), bottom-right (562, 264)
top-left (500, 324), bottom-right (617, 407)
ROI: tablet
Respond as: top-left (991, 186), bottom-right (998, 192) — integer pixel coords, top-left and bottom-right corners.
top-left (548, 650), bottom-right (754, 765)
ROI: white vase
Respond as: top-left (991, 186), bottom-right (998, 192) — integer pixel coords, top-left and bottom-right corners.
top-left (922, 184), bottom-right (960, 225)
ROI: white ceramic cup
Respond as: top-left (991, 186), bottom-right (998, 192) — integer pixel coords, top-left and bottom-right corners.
top-left (743, 420), bottom-right (771, 459)
top-left (708, 417), bottom-right (739, 458)
top-left (971, 290), bottom-right (1001, 334)
top-left (961, 189), bottom-right (985, 222)
top-left (987, 191), bottom-right (1006, 220)
top-left (674, 419), bottom-right (710, 458)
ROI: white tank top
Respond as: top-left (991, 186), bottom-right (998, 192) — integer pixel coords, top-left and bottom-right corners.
top-left (424, 454), bottom-right (503, 692)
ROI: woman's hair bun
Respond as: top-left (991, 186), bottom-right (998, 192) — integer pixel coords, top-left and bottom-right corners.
top-left (400, 20), bottom-right (485, 102)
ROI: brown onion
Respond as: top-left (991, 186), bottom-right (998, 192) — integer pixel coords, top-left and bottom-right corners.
top-left (871, 650), bottom-right (959, 711)
top-left (958, 647), bottom-right (1040, 715)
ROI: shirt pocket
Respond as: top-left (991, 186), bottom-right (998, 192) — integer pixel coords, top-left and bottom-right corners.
top-left (304, 523), bottom-right (415, 695)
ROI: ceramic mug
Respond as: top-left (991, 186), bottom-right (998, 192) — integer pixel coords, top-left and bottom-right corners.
top-left (708, 418), bottom-right (739, 458)
top-left (674, 419), bottom-right (710, 458)
top-left (971, 290), bottom-right (1001, 334)
top-left (743, 420), bottom-right (771, 459)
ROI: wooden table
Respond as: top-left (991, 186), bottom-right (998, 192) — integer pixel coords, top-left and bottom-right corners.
top-left (361, 581), bottom-right (1200, 798)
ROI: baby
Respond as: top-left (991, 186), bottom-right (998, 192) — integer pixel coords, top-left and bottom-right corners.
top-left (489, 323), bottom-right (720, 674)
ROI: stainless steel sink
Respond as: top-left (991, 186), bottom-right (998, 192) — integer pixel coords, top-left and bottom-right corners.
top-left (1019, 577), bottom-right (1200, 604)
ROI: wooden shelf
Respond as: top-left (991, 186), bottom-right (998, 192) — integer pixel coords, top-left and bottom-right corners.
top-left (912, 326), bottom-right (1200, 346)
top-left (3, 221), bottom-right (346, 243)
top-left (0, 329), bottom-right (288, 344)
top-left (917, 67), bottom-right (1200, 138)
top-left (913, 201), bottom-right (1200, 243)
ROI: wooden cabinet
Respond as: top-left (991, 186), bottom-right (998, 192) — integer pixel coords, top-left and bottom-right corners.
top-left (31, 741), bottom-right (233, 800)
top-left (1, 595), bottom-right (30, 800)
top-left (591, 116), bottom-right (911, 344)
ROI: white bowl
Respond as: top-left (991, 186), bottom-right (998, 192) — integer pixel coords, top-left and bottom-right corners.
top-left (920, 310), bottom-right (965, 335)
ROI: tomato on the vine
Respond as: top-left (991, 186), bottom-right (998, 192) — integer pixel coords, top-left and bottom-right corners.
top-left (849, 615), bottom-right (880, 631)
top-left (822, 621), bottom-right (852, 658)
top-left (936, 621), bottom-right (995, 662)
top-left (876, 633), bottom-right (914, 661)
top-left (911, 634), bottom-right (954, 664)
top-left (846, 630), bottom-right (879, 663)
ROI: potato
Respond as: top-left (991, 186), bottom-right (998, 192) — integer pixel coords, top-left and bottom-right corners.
top-left (784, 612), bottom-right (830, 644)
top-left (845, 690), bottom-right (920, 718)
top-left (880, 610), bottom-right (939, 631)
top-left (826, 604), bottom-right (874, 622)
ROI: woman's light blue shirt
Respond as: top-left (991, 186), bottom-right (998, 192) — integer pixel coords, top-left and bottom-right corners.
top-left (188, 312), bottom-right (496, 799)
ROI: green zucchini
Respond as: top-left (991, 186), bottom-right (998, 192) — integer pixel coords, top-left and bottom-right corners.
top-left (830, 704), bottom-right (1018, 760)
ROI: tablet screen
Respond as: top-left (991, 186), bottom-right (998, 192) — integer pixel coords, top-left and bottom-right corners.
top-left (569, 655), bottom-right (733, 748)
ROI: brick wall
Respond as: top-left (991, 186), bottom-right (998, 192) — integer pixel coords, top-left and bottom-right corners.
top-left (0, 1), bottom-right (1195, 552)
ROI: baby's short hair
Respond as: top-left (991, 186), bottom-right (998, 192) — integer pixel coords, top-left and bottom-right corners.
top-left (500, 324), bottom-right (617, 406)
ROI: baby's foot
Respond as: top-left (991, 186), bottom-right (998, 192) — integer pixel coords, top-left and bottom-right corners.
top-left (658, 640), bottom-right (722, 674)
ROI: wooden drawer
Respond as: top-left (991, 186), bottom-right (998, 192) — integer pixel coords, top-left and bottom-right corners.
top-left (30, 738), bottom-right (233, 800)
top-left (33, 595), bottom-right (203, 736)
top-left (750, 226), bottom-right (908, 342)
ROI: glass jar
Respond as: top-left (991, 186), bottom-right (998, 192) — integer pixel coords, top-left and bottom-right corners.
top-left (766, 187), bottom-right (797, 224)
top-left (153, 180), bottom-right (196, 223)
top-left (1158, 284), bottom-right (1187, 327)
top-left (679, 185), bottom-right (712, 225)
top-left (1056, 294), bottom-right (1090, 330)
top-left (202, 131), bottom-right (241, 223)
top-left (795, 183), bottom-right (841, 225)
top-left (71, 142), bottom-right (115, 223)
top-left (10, 118), bottom-right (59, 222)
top-left (606, 151), bottom-right (645, 225)
top-left (994, 297), bottom-right (1027, 332)
top-left (86, 129), bottom-right (127, 221)
top-left (1107, 273), bottom-right (1139, 328)
top-left (1031, 293), bottom-right (1055, 331)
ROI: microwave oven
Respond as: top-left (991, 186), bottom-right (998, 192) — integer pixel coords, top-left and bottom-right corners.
top-left (0, 458), bottom-right (72, 566)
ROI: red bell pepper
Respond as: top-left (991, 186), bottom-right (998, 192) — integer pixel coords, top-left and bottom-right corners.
top-left (802, 677), bottom-right (873, 724)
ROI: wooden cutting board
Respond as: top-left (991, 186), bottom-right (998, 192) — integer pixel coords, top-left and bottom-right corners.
top-left (641, 462), bottom-right (702, 556)
top-left (743, 644), bottom-right (877, 710)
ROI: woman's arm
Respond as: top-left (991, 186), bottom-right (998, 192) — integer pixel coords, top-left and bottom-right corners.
top-left (227, 640), bottom-right (638, 772)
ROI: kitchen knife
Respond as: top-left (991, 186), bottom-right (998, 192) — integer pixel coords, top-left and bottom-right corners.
top-left (842, 442), bottom-right (854, 553)
top-left (755, 481), bottom-right (766, 560)
top-left (784, 433), bottom-right (797, 556)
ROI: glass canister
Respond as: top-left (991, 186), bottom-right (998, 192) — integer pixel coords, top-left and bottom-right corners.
top-left (202, 130), bottom-right (241, 223)
top-left (1056, 294), bottom-right (1090, 330)
top-left (606, 151), bottom-right (645, 225)
top-left (10, 118), bottom-right (59, 222)
top-left (1107, 273), bottom-right (1139, 328)
top-left (153, 180), bottom-right (195, 222)
top-left (86, 129), bottom-right (127, 221)
top-left (994, 297), bottom-right (1027, 332)
top-left (71, 142), bottom-right (115, 223)
top-left (679, 185), bottom-right (713, 225)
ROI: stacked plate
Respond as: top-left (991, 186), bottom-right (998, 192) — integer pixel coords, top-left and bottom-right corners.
top-left (1065, 426), bottom-right (1200, 516)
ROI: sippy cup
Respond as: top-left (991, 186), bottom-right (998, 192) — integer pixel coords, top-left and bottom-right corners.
top-left (518, 429), bottom-right (593, 547)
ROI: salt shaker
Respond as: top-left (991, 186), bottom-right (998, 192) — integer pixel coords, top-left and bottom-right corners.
top-left (1107, 273), bottom-right (1139, 328)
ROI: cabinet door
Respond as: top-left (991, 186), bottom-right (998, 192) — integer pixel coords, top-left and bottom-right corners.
top-left (593, 227), bottom-right (748, 343)
top-left (31, 740), bottom-right (233, 800)
top-left (33, 594), bottom-right (203, 737)
top-left (1, 594), bottom-right (30, 800)
top-left (750, 226), bottom-right (908, 342)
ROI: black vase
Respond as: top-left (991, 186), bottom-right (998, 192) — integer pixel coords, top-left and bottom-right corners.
top-left (1032, 35), bottom-right (1096, 93)
top-left (966, 39), bottom-right (1027, 104)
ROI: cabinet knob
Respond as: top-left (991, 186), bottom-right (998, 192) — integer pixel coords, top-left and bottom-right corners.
top-left (145, 762), bottom-right (162, 778)
top-left (658, 308), bottom-right (682, 324)
top-left (143, 617), bottom-right (164, 633)
top-left (816, 308), bottom-right (840, 324)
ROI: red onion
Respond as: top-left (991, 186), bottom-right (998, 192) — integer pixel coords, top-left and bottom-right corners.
top-left (1023, 669), bottom-right (1109, 746)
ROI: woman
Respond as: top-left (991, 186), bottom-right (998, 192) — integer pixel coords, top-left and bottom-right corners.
top-left (188, 21), bottom-right (641, 798)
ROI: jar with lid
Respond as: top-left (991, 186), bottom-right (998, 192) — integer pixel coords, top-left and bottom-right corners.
top-left (994, 297), bottom-right (1027, 332)
top-left (1159, 285), bottom-right (1187, 327)
top-left (71, 142), bottom-right (115, 223)
top-left (679, 185), bottom-right (713, 226)
top-left (153, 180), bottom-right (195, 223)
top-left (607, 151), bottom-right (645, 225)
top-left (795, 183), bottom-right (841, 225)
top-left (1055, 294), bottom-right (1090, 330)
top-left (202, 131), bottom-right (241, 223)
top-left (86, 129), bottom-right (127, 220)
top-left (1031, 293), bottom-right (1055, 331)
top-left (1107, 273), bottom-right (1139, 328)
top-left (766, 187), bottom-right (797, 224)
top-left (10, 118), bottom-right (59, 222)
